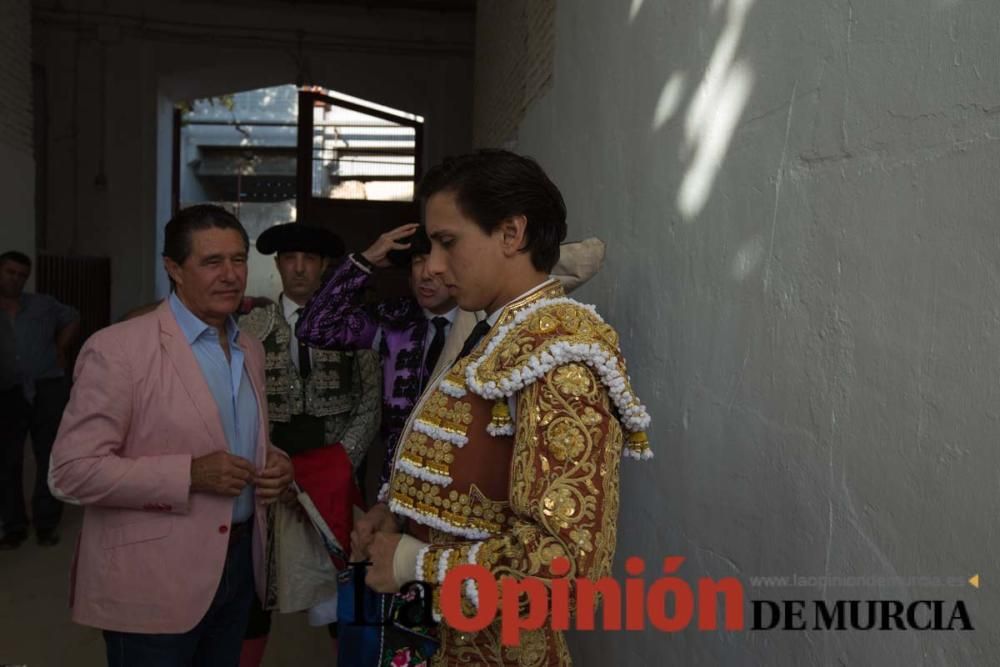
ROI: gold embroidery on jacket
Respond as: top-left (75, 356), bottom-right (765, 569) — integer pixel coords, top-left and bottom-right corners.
top-left (389, 281), bottom-right (641, 666)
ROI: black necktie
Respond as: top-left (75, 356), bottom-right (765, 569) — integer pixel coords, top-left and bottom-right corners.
top-left (423, 316), bottom-right (449, 381)
top-left (295, 308), bottom-right (311, 379)
top-left (457, 319), bottom-right (491, 361)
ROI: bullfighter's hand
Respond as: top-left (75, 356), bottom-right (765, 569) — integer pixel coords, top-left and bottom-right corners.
top-left (365, 532), bottom-right (402, 594)
top-left (351, 502), bottom-right (398, 560)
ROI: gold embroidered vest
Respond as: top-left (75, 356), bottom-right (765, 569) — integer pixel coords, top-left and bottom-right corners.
top-left (386, 280), bottom-right (652, 542)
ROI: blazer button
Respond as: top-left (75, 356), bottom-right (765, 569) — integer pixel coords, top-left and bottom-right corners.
top-left (219, 525), bottom-right (229, 534)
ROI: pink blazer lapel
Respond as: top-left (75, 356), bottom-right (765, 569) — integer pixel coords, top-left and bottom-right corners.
top-left (238, 331), bottom-right (270, 468)
top-left (156, 301), bottom-right (230, 454)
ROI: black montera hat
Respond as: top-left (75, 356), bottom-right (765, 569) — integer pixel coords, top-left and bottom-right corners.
top-left (256, 223), bottom-right (345, 258)
top-left (387, 225), bottom-right (432, 267)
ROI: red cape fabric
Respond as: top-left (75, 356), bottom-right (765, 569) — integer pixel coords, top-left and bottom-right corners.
top-left (290, 444), bottom-right (362, 568)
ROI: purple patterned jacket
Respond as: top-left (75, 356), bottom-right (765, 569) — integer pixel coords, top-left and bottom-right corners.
top-left (296, 255), bottom-right (430, 491)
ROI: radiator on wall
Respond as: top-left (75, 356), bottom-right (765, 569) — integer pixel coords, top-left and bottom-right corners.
top-left (35, 254), bottom-right (111, 365)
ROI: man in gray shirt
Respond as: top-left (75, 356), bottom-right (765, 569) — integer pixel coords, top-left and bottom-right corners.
top-left (0, 251), bottom-right (80, 548)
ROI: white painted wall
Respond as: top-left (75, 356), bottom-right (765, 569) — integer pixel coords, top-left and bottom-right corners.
top-left (485, 0), bottom-right (998, 663)
top-left (34, 0), bottom-right (474, 318)
top-left (0, 147), bottom-right (35, 281)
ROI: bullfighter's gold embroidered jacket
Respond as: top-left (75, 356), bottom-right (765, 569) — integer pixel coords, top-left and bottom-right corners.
top-left (385, 279), bottom-right (652, 666)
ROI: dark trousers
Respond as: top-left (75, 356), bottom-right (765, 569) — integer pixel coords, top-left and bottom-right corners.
top-left (0, 378), bottom-right (69, 537)
top-left (103, 524), bottom-right (255, 667)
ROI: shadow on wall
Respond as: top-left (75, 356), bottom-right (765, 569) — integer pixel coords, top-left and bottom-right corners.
top-left (634, 0), bottom-right (758, 223)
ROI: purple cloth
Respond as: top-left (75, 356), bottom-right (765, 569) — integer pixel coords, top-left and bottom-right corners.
top-left (297, 257), bottom-right (429, 490)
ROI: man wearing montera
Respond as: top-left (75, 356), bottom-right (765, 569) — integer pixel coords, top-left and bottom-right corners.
top-left (352, 150), bottom-right (653, 665)
top-left (0, 250), bottom-right (79, 549)
top-left (296, 224), bottom-right (606, 505)
top-left (237, 222), bottom-right (381, 665)
top-left (49, 205), bottom-right (294, 665)
top-left (295, 224), bottom-right (459, 503)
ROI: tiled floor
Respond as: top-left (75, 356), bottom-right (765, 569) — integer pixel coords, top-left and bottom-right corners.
top-left (0, 467), bottom-right (333, 666)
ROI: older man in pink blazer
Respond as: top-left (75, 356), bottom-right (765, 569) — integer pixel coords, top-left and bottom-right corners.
top-left (49, 205), bottom-right (294, 666)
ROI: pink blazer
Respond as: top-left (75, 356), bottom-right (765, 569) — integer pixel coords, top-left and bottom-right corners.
top-left (49, 300), bottom-right (278, 634)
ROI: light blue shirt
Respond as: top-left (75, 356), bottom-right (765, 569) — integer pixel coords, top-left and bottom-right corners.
top-left (169, 293), bottom-right (259, 523)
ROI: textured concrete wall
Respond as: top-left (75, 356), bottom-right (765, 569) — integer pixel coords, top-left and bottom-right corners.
top-left (0, 0), bottom-right (35, 278)
top-left (33, 0), bottom-right (474, 318)
top-left (473, 0), bottom-right (555, 146)
top-left (481, 0), bottom-right (999, 663)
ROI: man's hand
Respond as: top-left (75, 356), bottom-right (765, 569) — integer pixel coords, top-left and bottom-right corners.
top-left (351, 502), bottom-right (398, 559)
top-left (255, 449), bottom-right (294, 505)
top-left (191, 451), bottom-right (256, 496)
top-left (361, 223), bottom-right (420, 268)
top-left (366, 532), bottom-right (402, 594)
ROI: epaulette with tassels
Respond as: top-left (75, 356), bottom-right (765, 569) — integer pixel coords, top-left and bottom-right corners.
top-left (238, 303), bottom-right (277, 341)
top-left (439, 297), bottom-right (652, 460)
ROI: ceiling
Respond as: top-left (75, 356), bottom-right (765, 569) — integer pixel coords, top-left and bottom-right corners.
top-left (202, 0), bottom-right (476, 12)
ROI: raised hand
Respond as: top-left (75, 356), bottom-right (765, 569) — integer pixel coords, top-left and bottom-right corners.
top-left (361, 223), bottom-right (420, 268)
